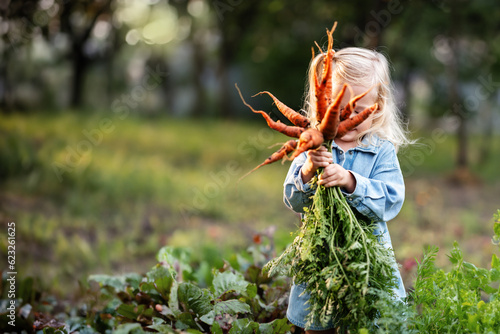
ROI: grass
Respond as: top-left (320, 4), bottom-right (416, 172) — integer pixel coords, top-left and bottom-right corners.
top-left (1, 110), bottom-right (499, 298)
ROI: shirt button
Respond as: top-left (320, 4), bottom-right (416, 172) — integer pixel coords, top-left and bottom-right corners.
top-left (348, 197), bottom-right (352, 201)
top-left (349, 151), bottom-right (353, 155)
top-left (339, 151), bottom-right (344, 155)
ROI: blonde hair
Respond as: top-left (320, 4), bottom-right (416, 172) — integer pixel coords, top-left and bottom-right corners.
top-left (303, 47), bottom-right (412, 151)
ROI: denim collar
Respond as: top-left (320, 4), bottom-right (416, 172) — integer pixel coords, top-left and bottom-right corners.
top-left (331, 135), bottom-right (383, 154)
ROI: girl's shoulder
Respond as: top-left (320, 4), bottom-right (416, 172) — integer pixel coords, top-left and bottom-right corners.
top-left (358, 135), bottom-right (396, 154)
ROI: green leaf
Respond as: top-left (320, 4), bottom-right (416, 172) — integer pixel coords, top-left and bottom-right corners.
top-left (177, 282), bottom-right (213, 316)
top-left (113, 323), bottom-right (144, 334)
top-left (228, 318), bottom-right (259, 334)
top-left (490, 268), bottom-right (500, 282)
top-left (258, 318), bottom-right (292, 334)
top-left (245, 265), bottom-right (262, 284)
top-left (246, 283), bottom-right (258, 299)
top-left (116, 303), bottom-right (144, 320)
top-left (447, 241), bottom-right (463, 265)
top-left (193, 261), bottom-right (213, 287)
top-left (176, 312), bottom-right (197, 329)
top-left (167, 281), bottom-right (181, 317)
top-left (139, 281), bottom-right (155, 294)
top-left (88, 273), bottom-right (142, 292)
top-left (214, 299), bottom-right (251, 315)
top-left (491, 254), bottom-right (500, 270)
top-left (42, 328), bottom-right (66, 334)
top-left (211, 322), bottom-right (224, 334)
top-left (157, 246), bottom-right (193, 277)
top-left (199, 310), bottom-right (215, 325)
top-left (146, 265), bottom-right (175, 300)
top-left (463, 262), bottom-right (477, 272)
top-left (147, 317), bottom-right (176, 333)
top-left (212, 271), bottom-right (249, 297)
top-left (493, 211), bottom-right (500, 237)
top-left (147, 265), bottom-right (174, 282)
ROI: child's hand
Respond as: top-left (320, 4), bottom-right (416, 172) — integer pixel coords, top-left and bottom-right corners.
top-left (318, 163), bottom-right (356, 193)
top-left (301, 146), bottom-right (332, 184)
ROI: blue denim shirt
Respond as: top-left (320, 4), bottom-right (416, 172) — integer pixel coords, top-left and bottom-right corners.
top-left (284, 136), bottom-right (404, 223)
top-left (283, 135), bottom-right (407, 309)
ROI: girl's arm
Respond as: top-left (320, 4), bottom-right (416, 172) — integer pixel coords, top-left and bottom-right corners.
top-left (283, 147), bottom-right (332, 213)
top-left (283, 153), bottom-right (316, 213)
top-left (342, 144), bottom-right (405, 222)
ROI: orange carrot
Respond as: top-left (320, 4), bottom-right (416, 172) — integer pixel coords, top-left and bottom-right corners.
top-left (239, 140), bottom-right (297, 181)
top-left (314, 55), bottom-right (332, 123)
top-left (336, 103), bottom-right (378, 138)
top-left (236, 84), bottom-right (305, 138)
top-left (323, 23), bottom-right (336, 105)
top-left (314, 74), bottom-right (329, 124)
top-left (319, 84), bottom-right (348, 140)
top-left (314, 22), bottom-right (337, 123)
top-left (289, 128), bottom-right (324, 160)
top-left (254, 91), bottom-right (310, 128)
top-left (340, 86), bottom-right (374, 121)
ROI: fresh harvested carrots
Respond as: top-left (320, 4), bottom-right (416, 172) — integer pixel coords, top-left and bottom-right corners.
top-left (254, 91), bottom-right (310, 128)
top-left (236, 22), bottom-right (377, 174)
top-left (336, 103), bottom-right (378, 138)
top-left (319, 84), bottom-right (347, 140)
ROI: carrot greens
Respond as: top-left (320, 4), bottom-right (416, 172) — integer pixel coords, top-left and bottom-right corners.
top-left (264, 141), bottom-right (399, 330)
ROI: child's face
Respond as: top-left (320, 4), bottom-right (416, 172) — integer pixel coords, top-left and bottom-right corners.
top-left (334, 84), bottom-right (377, 144)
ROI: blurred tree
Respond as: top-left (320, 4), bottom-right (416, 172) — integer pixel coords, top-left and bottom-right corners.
top-left (169, 0), bottom-right (211, 117)
top-left (0, 0), bottom-right (41, 111)
top-left (400, 0), bottom-right (500, 177)
top-left (0, 0), bottom-right (119, 110)
top-left (58, 0), bottom-right (113, 108)
top-left (210, 0), bottom-right (395, 118)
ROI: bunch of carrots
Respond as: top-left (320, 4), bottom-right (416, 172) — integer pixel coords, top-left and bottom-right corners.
top-left (237, 23), bottom-right (397, 330)
top-left (235, 25), bottom-right (377, 176)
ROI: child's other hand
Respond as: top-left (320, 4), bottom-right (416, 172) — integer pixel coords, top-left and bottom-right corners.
top-left (318, 163), bottom-right (356, 193)
top-left (301, 146), bottom-right (332, 184)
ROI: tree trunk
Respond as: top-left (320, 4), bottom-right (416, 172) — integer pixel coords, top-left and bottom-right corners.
top-left (0, 46), bottom-right (13, 112)
top-left (399, 68), bottom-right (412, 123)
top-left (191, 38), bottom-right (206, 117)
top-left (478, 100), bottom-right (493, 165)
top-left (217, 39), bottom-right (232, 119)
top-left (448, 5), bottom-right (468, 171)
top-left (70, 47), bottom-right (88, 109)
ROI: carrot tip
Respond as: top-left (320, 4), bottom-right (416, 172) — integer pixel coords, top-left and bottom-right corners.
top-left (314, 41), bottom-right (322, 54)
top-left (252, 91), bottom-right (269, 98)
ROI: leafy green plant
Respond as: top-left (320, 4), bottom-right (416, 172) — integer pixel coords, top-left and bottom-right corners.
top-left (408, 209), bottom-right (500, 333)
top-left (3, 211), bottom-right (500, 333)
top-left (82, 242), bottom-right (292, 334)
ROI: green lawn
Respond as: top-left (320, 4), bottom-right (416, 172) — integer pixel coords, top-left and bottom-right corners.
top-left (1, 111), bottom-right (499, 297)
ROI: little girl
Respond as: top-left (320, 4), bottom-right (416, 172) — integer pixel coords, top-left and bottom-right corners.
top-left (283, 47), bottom-right (412, 333)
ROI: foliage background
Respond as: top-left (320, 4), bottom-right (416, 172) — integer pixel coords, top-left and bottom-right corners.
top-left (1, 0), bottom-right (500, 315)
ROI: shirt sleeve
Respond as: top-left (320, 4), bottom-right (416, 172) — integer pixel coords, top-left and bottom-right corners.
top-left (283, 152), bottom-right (316, 213)
top-left (342, 144), bottom-right (405, 222)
